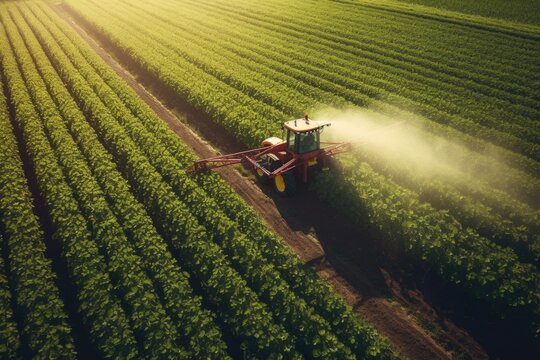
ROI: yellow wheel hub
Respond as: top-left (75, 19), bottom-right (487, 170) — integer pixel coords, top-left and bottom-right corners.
top-left (274, 175), bottom-right (286, 192)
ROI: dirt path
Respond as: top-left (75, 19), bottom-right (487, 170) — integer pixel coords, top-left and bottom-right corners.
top-left (52, 4), bottom-right (488, 359)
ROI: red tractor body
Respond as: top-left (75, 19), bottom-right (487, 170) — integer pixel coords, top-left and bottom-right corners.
top-left (192, 116), bottom-right (350, 196)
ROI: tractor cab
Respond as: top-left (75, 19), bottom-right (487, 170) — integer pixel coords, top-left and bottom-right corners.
top-left (282, 115), bottom-right (330, 155)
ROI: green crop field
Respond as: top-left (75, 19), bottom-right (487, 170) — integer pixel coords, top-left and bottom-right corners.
top-left (397, 0), bottom-right (540, 25)
top-left (0, 0), bottom-right (538, 359)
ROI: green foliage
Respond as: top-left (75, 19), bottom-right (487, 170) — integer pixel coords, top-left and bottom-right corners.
top-left (0, 9), bottom-right (138, 359)
top-left (16, 4), bottom-right (229, 357)
top-left (357, 149), bottom-right (540, 264)
top-left (0, 19), bottom-right (74, 359)
top-left (3, 8), bottom-right (191, 357)
top-left (102, 0), bottom-right (540, 178)
top-left (3, 0), bottom-right (538, 356)
top-left (315, 160), bottom-right (540, 336)
top-left (0, 234), bottom-right (20, 359)
top-left (395, 0), bottom-right (540, 25)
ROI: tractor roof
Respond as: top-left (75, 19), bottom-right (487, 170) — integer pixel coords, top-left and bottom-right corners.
top-left (283, 119), bottom-right (328, 133)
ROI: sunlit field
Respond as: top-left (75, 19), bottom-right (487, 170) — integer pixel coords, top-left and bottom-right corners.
top-left (0, 1), bottom-right (538, 359)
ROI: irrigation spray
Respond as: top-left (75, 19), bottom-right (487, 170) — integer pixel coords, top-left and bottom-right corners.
top-left (312, 107), bottom-right (518, 193)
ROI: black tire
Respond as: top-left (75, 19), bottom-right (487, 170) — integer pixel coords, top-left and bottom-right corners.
top-left (274, 172), bottom-right (297, 197)
top-left (255, 166), bottom-right (270, 184)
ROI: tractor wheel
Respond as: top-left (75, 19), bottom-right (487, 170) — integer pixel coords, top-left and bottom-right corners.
top-left (255, 166), bottom-right (270, 184)
top-left (256, 154), bottom-right (280, 185)
top-left (274, 172), bottom-right (297, 197)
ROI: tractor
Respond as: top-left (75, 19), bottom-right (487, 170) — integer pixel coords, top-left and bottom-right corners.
top-left (191, 114), bottom-right (350, 196)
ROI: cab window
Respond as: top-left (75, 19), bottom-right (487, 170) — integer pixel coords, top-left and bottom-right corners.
top-left (287, 130), bottom-right (296, 151)
top-left (299, 132), bottom-right (318, 153)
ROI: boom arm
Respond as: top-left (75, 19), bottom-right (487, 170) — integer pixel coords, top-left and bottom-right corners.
top-left (190, 140), bottom-right (351, 177)
top-left (190, 143), bottom-right (282, 172)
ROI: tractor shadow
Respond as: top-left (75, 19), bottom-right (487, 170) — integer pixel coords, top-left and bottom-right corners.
top-left (256, 180), bottom-right (393, 299)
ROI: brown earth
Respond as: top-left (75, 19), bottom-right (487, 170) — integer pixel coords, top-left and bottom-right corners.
top-left (51, 4), bottom-right (492, 359)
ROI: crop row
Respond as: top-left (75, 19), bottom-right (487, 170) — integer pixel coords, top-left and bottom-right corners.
top-left (22, 1), bottom-right (400, 357)
top-left (66, 2), bottom-right (281, 144)
top-left (24, 6), bottom-right (299, 357)
top-left (355, 148), bottom-right (539, 264)
top-left (30, 4), bottom-right (383, 357)
top-left (161, 6), bottom-right (540, 204)
top-left (16, 7), bottom-right (231, 358)
top-left (16, 6), bottom-right (245, 359)
top-left (2, 9), bottom-right (195, 357)
top-left (0, 12), bottom-right (141, 358)
top-left (0, 19), bottom-right (78, 360)
top-left (340, 0), bottom-right (540, 39)
top-left (88, 0), bottom-right (532, 235)
top-left (119, 0), bottom-right (540, 209)
top-left (190, 0), bottom-right (539, 122)
top-left (0, 86), bottom-right (22, 358)
top-left (129, 0), bottom-right (540, 164)
top-left (164, 0), bottom-right (540, 196)
top-left (0, 234), bottom-right (20, 359)
top-left (121, 0), bottom-right (540, 125)
top-left (24, 4), bottom-right (324, 357)
top-left (258, 0), bottom-right (540, 72)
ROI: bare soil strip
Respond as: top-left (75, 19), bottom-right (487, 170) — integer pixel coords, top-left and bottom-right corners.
top-left (51, 4), bottom-right (489, 359)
